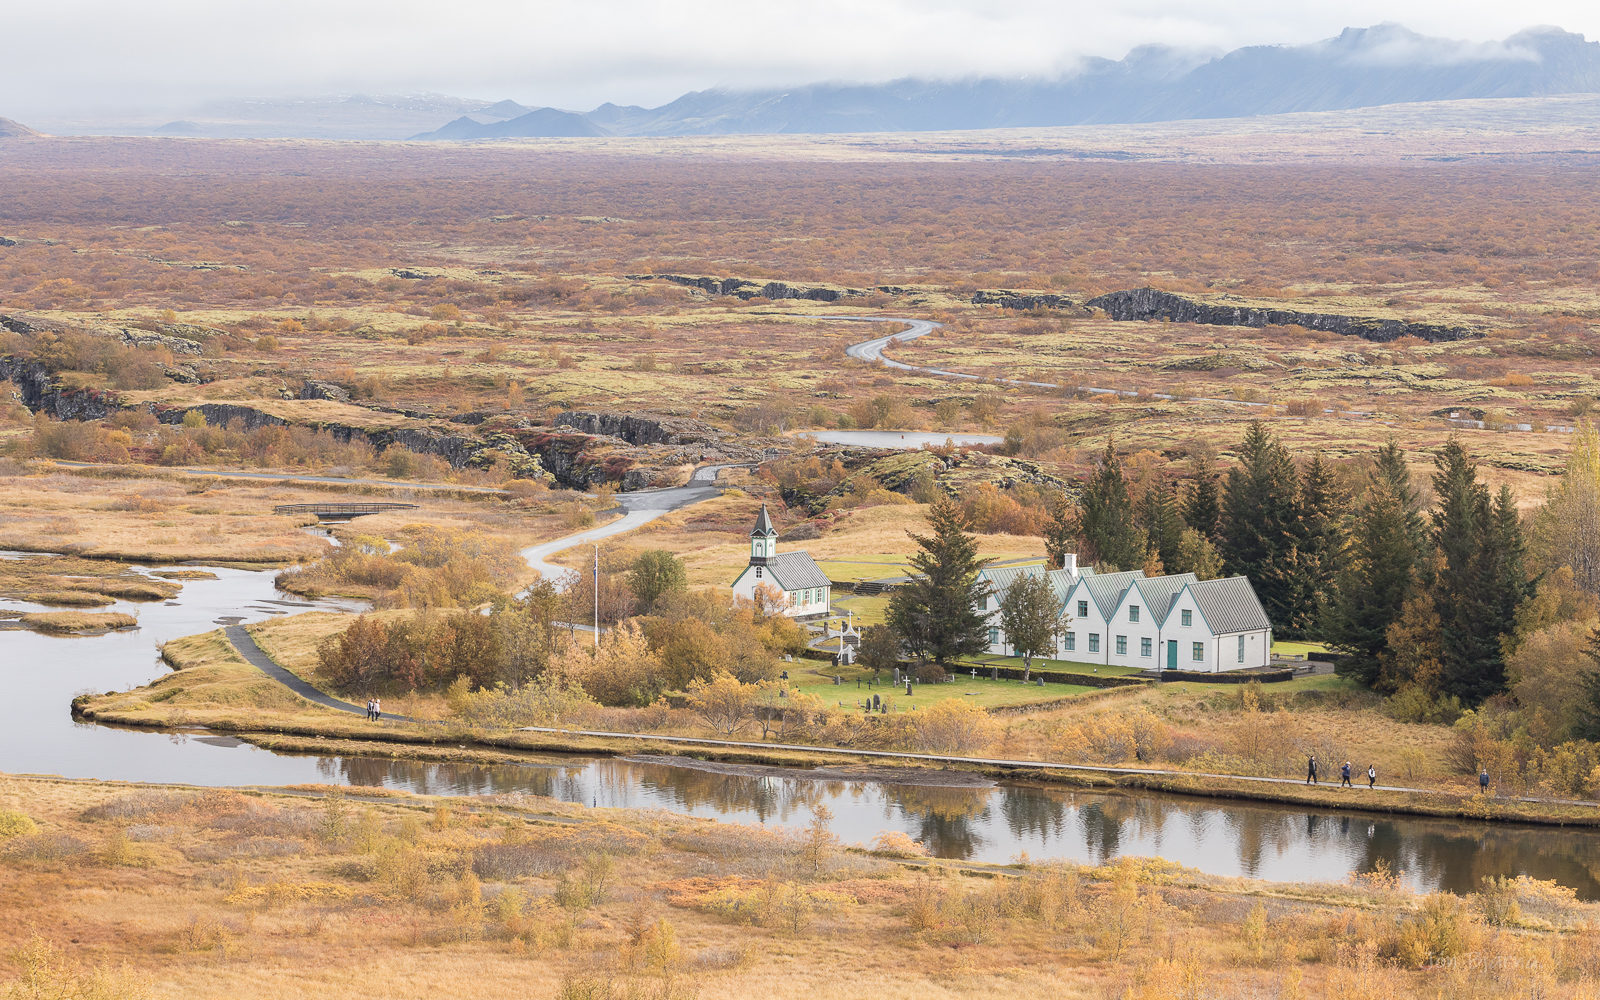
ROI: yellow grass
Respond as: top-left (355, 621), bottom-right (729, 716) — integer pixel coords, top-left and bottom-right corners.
top-left (3, 770), bottom-right (1599, 1000)
top-left (20, 611), bottom-right (137, 632)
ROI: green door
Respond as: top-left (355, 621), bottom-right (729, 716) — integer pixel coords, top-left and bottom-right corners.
top-left (1166, 640), bottom-right (1177, 669)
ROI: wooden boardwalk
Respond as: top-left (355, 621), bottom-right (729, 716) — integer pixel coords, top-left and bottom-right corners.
top-left (272, 502), bottom-right (419, 520)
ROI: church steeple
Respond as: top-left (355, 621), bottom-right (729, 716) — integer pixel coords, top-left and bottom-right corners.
top-left (750, 504), bottom-right (777, 565)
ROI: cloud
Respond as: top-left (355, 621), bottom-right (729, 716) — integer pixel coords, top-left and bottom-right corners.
top-left (2, 0), bottom-right (1596, 116)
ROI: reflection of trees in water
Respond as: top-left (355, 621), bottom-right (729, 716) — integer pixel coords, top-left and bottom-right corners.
top-left (310, 754), bottom-right (1600, 901)
top-left (879, 784), bottom-right (993, 861)
top-left (1218, 804), bottom-right (1296, 878)
top-left (1000, 789), bottom-right (1069, 845)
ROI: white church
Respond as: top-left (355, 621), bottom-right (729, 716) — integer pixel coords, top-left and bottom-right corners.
top-left (729, 505), bottom-right (832, 620)
top-left (977, 555), bottom-right (1273, 672)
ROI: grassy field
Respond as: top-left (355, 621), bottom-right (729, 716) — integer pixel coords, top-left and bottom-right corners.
top-left (784, 662), bottom-right (1096, 711)
top-left (4, 767), bottom-right (1600, 1000)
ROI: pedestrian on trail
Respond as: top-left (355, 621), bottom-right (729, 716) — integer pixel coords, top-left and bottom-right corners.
top-left (373, 698), bottom-right (382, 722)
top-left (1480, 768), bottom-right (1491, 793)
top-left (1306, 756), bottom-right (1318, 785)
top-left (365, 699), bottom-right (374, 721)
top-left (1341, 761), bottom-right (1353, 788)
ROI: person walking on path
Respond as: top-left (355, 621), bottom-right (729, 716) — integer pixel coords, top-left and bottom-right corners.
top-left (1367, 765), bottom-right (1377, 790)
top-left (1306, 756), bottom-right (1318, 785)
top-left (1341, 761), bottom-right (1353, 788)
top-left (373, 698), bottom-right (382, 722)
top-left (1480, 768), bottom-right (1491, 794)
top-left (365, 698), bottom-right (374, 721)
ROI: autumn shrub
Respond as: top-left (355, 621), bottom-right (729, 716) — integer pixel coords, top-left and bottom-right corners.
top-left (26, 417), bottom-right (131, 463)
top-left (914, 698), bottom-right (999, 755)
top-left (0, 809), bottom-right (39, 839)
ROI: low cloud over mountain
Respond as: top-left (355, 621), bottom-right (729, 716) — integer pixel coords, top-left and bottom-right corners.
top-left (413, 24), bottom-right (1600, 139)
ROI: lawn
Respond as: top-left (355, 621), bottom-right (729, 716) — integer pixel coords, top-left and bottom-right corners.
top-left (955, 654), bottom-right (1144, 678)
top-left (782, 661), bottom-right (1094, 711)
top-left (1272, 640), bottom-right (1333, 658)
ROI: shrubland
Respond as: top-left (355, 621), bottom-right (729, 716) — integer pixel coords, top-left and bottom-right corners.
top-left (5, 775), bottom-right (1600, 1000)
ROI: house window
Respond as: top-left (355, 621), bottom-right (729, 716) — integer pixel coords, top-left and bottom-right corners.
top-left (1115, 635), bottom-right (1127, 655)
top-left (1065, 632), bottom-right (1075, 651)
top-left (1140, 637), bottom-right (1152, 657)
top-left (1129, 605), bottom-right (1140, 623)
top-left (1088, 633), bottom-right (1100, 653)
top-left (1192, 642), bottom-right (1204, 661)
top-left (989, 627), bottom-right (999, 645)
top-left (1181, 609), bottom-right (1192, 627)
top-left (1077, 600), bottom-right (1088, 617)
top-left (1238, 635), bottom-right (1246, 662)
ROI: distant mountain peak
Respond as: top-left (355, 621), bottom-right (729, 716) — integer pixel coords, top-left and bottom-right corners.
top-left (0, 117), bottom-right (43, 138)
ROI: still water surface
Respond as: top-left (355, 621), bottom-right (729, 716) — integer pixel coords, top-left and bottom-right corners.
top-left (4, 561), bottom-right (1599, 898)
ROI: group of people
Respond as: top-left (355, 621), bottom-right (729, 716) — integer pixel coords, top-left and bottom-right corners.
top-left (1305, 756), bottom-right (1376, 789)
top-left (365, 698), bottom-right (382, 721)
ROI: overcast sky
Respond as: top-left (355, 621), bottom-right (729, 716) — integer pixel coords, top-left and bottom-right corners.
top-left (4, 0), bottom-right (1597, 117)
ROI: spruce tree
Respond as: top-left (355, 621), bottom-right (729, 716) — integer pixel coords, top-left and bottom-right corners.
top-left (1077, 441), bottom-right (1145, 571)
top-left (1043, 493), bottom-right (1077, 571)
top-left (1326, 479), bottom-right (1419, 689)
top-left (1427, 440), bottom-right (1534, 704)
top-left (1291, 452), bottom-right (1348, 631)
top-left (886, 498), bottom-right (992, 665)
top-left (1182, 451), bottom-right (1222, 539)
top-left (1137, 480), bottom-right (1184, 574)
top-left (1373, 439), bottom-right (1425, 552)
top-left (1219, 421), bottom-right (1302, 632)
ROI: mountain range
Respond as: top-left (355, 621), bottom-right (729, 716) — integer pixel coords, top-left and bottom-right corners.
top-left (414, 24), bottom-right (1600, 139)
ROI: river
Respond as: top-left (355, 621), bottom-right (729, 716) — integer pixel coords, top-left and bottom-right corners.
top-left (4, 556), bottom-right (1599, 898)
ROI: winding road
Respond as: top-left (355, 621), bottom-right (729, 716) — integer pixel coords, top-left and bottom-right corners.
top-left (519, 464), bottom-right (738, 586)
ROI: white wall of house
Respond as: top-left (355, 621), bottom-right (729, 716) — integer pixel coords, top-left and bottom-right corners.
top-left (979, 570), bottom-right (1272, 673)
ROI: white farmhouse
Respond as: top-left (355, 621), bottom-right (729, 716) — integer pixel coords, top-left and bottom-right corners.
top-left (977, 556), bottom-right (1272, 672)
top-left (729, 505), bottom-right (832, 620)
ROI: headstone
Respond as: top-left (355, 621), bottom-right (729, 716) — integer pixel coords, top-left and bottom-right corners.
top-left (971, 668), bottom-right (977, 679)
top-left (835, 675), bottom-right (842, 685)
top-left (832, 675), bottom-right (840, 685)
top-left (781, 670), bottom-right (789, 680)
top-left (1037, 677), bottom-right (1045, 687)
top-left (905, 682), bottom-right (913, 696)
top-left (991, 666), bottom-right (999, 681)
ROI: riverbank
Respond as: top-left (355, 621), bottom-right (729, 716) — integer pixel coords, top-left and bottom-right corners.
top-left (8, 770), bottom-right (1598, 1000)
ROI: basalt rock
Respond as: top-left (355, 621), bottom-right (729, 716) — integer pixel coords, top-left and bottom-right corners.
top-left (555, 410), bottom-right (724, 447)
top-left (626, 273), bottom-right (882, 303)
top-left (1086, 287), bottom-right (1479, 344)
top-left (971, 290), bottom-right (1080, 310)
top-left (299, 380), bottom-right (352, 402)
top-left (0, 356), bottom-right (122, 420)
top-left (117, 329), bottom-right (204, 356)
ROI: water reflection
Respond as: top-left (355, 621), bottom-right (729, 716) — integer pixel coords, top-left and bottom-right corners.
top-left (7, 561), bottom-right (1600, 899)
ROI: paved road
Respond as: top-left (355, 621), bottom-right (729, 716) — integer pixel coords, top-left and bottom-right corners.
top-left (520, 464), bottom-right (740, 587)
top-left (224, 624), bottom-right (413, 722)
top-left (50, 460), bottom-right (509, 495)
top-left (829, 315), bottom-right (1373, 418)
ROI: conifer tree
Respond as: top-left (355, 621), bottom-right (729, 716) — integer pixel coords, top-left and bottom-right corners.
top-left (886, 498), bottom-right (992, 665)
top-left (1043, 493), bottom-right (1077, 571)
top-left (1373, 439), bottom-right (1426, 553)
top-left (1326, 478), bottom-right (1419, 689)
top-left (1219, 421), bottom-right (1302, 631)
top-left (1427, 440), bottom-right (1533, 704)
top-left (1291, 452), bottom-right (1348, 628)
top-left (1182, 451), bottom-right (1222, 539)
top-left (1077, 441), bottom-right (1145, 571)
top-left (1137, 480), bottom-right (1184, 575)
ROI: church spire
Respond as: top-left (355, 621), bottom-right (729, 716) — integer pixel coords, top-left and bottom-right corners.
top-left (750, 504), bottom-right (776, 565)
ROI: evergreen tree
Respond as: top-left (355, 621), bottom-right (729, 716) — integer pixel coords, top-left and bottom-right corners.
top-left (1290, 452), bottom-right (1348, 631)
top-left (1043, 492), bottom-right (1077, 571)
top-left (1573, 626), bottom-right (1600, 741)
top-left (1218, 421), bottom-right (1302, 632)
top-left (1077, 441), bottom-right (1145, 571)
top-left (886, 498), bottom-right (992, 665)
top-left (1373, 439), bottom-right (1425, 553)
top-left (1326, 478), bottom-right (1419, 689)
top-left (1182, 451), bottom-right (1222, 539)
top-left (1137, 480), bottom-right (1185, 574)
top-left (1428, 440), bottom-right (1534, 704)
